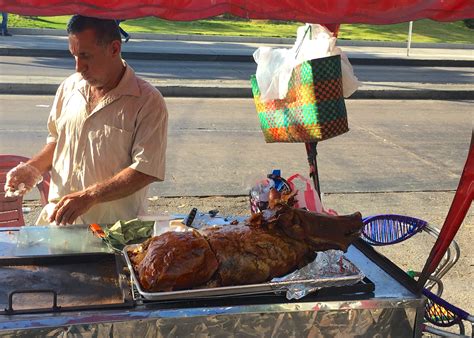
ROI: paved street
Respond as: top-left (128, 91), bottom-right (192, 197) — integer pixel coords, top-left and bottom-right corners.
top-left (0, 33), bottom-right (472, 197)
top-left (1, 55), bottom-right (473, 84)
top-left (1, 95), bottom-right (471, 197)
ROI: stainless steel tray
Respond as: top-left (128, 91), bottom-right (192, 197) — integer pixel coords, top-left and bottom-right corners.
top-left (123, 243), bottom-right (364, 301)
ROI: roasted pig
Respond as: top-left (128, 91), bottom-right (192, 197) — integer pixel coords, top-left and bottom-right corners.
top-left (128, 202), bottom-right (363, 292)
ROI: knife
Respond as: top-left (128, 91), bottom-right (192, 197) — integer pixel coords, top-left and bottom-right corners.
top-left (182, 208), bottom-right (198, 228)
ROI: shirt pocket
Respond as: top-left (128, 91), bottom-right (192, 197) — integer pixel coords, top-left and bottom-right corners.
top-left (88, 125), bottom-right (134, 172)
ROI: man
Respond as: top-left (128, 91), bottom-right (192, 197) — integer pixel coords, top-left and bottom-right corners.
top-left (4, 15), bottom-right (168, 225)
top-left (1, 12), bottom-right (12, 36)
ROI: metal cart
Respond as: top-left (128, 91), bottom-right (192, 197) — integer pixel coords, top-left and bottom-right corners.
top-left (0, 226), bottom-right (425, 336)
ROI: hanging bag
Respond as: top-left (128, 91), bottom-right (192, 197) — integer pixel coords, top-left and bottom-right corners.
top-left (251, 54), bottom-right (349, 143)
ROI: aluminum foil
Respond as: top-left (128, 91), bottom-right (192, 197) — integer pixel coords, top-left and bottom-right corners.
top-left (272, 250), bottom-right (365, 300)
top-left (0, 306), bottom-right (422, 337)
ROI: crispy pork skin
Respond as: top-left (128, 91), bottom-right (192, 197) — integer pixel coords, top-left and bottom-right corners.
top-left (128, 204), bottom-right (364, 292)
top-left (131, 231), bottom-right (218, 292)
top-left (202, 224), bottom-right (315, 286)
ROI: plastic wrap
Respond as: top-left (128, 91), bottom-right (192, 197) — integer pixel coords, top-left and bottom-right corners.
top-left (4, 162), bottom-right (43, 197)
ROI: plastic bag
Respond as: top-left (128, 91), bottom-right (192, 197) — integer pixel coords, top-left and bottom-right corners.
top-left (334, 46), bottom-right (360, 98)
top-left (294, 25), bottom-right (360, 98)
top-left (4, 162), bottom-right (43, 197)
top-left (253, 47), bottom-right (296, 101)
top-left (249, 177), bottom-right (275, 213)
top-left (287, 173), bottom-right (339, 216)
top-left (249, 170), bottom-right (292, 213)
top-left (253, 24), bottom-right (360, 101)
top-left (286, 174), bottom-right (323, 213)
top-left (293, 24), bottom-right (336, 64)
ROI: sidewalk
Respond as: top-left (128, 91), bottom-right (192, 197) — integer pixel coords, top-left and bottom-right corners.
top-left (2, 30), bottom-right (474, 66)
top-left (0, 30), bottom-right (473, 99)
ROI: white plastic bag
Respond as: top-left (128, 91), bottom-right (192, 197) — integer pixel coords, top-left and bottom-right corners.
top-left (253, 24), bottom-right (360, 101)
top-left (293, 24), bottom-right (336, 64)
top-left (334, 46), bottom-right (360, 98)
top-left (253, 47), bottom-right (295, 101)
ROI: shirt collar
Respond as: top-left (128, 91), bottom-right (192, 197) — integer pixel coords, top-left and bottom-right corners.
top-left (77, 60), bottom-right (141, 99)
top-left (111, 61), bottom-right (141, 98)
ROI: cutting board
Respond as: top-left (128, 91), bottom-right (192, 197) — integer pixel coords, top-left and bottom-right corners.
top-left (15, 225), bottom-right (111, 256)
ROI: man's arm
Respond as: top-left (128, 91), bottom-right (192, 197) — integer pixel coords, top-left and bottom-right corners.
top-left (49, 167), bottom-right (157, 225)
top-left (27, 142), bottom-right (56, 173)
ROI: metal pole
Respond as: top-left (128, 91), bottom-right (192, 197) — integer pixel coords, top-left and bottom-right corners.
top-left (305, 142), bottom-right (321, 199)
top-left (407, 21), bottom-right (413, 57)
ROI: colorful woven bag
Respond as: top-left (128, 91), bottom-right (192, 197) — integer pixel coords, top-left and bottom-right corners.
top-left (250, 55), bottom-right (349, 143)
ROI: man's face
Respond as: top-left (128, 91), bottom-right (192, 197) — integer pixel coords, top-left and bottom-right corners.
top-left (68, 28), bottom-right (119, 87)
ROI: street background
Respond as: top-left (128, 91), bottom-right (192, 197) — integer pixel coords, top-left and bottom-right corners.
top-left (1, 28), bottom-right (473, 334)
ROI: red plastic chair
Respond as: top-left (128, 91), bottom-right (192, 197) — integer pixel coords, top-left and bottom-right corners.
top-left (0, 155), bottom-right (50, 227)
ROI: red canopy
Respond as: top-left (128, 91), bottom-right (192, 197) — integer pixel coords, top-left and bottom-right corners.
top-left (0, 0), bottom-right (473, 24)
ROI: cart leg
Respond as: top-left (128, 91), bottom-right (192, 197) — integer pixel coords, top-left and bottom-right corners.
top-left (305, 142), bottom-right (321, 199)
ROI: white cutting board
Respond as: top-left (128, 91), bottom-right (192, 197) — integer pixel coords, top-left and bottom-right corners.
top-left (15, 225), bottom-right (110, 256)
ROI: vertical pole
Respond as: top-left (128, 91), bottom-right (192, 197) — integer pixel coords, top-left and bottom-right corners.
top-left (301, 24), bottom-right (339, 202)
top-left (305, 142), bottom-right (321, 199)
top-left (417, 131), bottom-right (474, 290)
top-left (407, 21), bottom-right (413, 57)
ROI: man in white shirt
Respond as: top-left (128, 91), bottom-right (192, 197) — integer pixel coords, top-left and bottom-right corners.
top-left (4, 15), bottom-right (168, 225)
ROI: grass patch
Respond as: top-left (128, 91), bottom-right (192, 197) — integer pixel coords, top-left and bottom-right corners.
top-left (338, 20), bottom-right (474, 43)
top-left (8, 15), bottom-right (474, 44)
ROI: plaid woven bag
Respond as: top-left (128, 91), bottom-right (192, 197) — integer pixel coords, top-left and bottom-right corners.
top-left (250, 55), bottom-right (349, 143)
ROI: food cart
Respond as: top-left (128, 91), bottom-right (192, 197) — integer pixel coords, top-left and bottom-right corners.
top-left (0, 225), bottom-right (425, 336)
top-left (0, 0), bottom-right (472, 336)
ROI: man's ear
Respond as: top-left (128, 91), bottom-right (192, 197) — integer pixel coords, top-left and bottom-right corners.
top-left (110, 40), bottom-right (121, 57)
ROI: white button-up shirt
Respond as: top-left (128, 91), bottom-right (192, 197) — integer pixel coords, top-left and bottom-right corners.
top-left (38, 63), bottom-right (168, 225)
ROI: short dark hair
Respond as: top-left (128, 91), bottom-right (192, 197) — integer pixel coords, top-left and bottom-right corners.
top-left (67, 15), bottom-right (121, 45)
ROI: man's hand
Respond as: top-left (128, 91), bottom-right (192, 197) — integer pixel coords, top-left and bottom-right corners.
top-left (49, 168), bottom-right (156, 225)
top-left (49, 190), bottom-right (96, 225)
top-left (4, 162), bottom-right (43, 197)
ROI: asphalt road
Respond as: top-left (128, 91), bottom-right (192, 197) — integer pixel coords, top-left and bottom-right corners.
top-left (1, 95), bottom-right (471, 197)
top-left (1, 55), bottom-right (473, 84)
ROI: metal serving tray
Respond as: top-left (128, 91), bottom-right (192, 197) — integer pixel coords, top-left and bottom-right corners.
top-left (123, 244), bottom-right (366, 301)
top-left (0, 253), bottom-right (133, 314)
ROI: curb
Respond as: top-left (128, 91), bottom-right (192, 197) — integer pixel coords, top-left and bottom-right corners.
top-left (1, 83), bottom-right (472, 100)
top-left (1, 48), bottom-right (473, 67)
